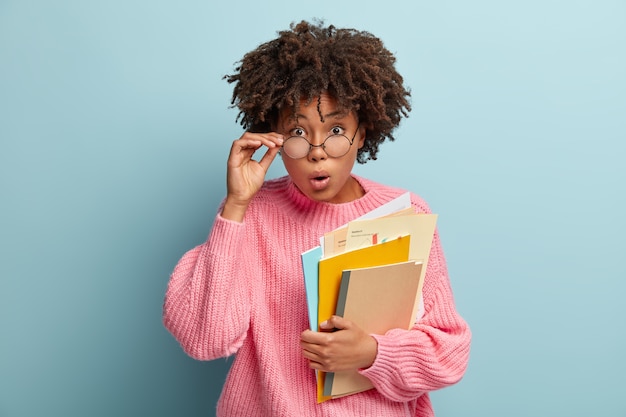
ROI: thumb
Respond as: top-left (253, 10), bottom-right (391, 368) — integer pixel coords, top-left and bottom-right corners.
top-left (257, 144), bottom-right (281, 172)
top-left (320, 315), bottom-right (350, 331)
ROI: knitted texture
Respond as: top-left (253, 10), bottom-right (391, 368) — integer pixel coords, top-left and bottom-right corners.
top-left (163, 175), bottom-right (471, 417)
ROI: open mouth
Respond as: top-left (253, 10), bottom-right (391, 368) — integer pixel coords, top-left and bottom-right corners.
top-left (309, 174), bottom-right (330, 190)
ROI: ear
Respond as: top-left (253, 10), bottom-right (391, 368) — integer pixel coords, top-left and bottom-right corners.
top-left (356, 123), bottom-right (369, 149)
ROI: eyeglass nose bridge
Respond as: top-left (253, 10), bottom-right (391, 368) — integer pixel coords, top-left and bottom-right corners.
top-left (308, 141), bottom-right (328, 154)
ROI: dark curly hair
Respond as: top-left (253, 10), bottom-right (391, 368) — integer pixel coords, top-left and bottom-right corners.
top-left (224, 20), bottom-right (411, 163)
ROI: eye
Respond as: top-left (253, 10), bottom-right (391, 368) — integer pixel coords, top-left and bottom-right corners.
top-left (330, 126), bottom-right (345, 136)
top-left (290, 127), bottom-right (305, 137)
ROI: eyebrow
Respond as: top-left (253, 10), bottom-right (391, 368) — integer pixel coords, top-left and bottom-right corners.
top-left (292, 110), bottom-right (349, 121)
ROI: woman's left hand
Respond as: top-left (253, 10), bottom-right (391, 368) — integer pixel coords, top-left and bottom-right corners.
top-left (300, 316), bottom-right (378, 372)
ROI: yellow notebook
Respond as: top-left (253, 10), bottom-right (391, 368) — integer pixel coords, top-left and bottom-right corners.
top-left (316, 235), bottom-right (411, 403)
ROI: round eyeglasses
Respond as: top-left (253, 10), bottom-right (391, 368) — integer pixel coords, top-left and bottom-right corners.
top-left (281, 124), bottom-right (360, 159)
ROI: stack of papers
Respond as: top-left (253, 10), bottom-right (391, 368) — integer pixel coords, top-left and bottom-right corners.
top-left (300, 193), bottom-right (438, 402)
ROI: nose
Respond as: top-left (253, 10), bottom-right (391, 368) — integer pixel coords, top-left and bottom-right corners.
top-left (307, 143), bottom-right (327, 161)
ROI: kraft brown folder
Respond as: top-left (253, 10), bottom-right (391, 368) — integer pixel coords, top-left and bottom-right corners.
top-left (324, 260), bottom-right (424, 397)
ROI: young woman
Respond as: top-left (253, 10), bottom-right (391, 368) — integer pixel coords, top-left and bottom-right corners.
top-left (163, 20), bottom-right (471, 416)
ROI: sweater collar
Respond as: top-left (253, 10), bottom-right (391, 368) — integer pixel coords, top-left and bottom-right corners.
top-left (277, 175), bottom-right (405, 230)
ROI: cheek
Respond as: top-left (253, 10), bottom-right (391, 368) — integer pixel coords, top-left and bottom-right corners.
top-left (280, 157), bottom-right (303, 177)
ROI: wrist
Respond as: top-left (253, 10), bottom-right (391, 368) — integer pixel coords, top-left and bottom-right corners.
top-left (221, 197), bottom-right (250, 223)
top-left (360, 335), bottom-right (378, 369)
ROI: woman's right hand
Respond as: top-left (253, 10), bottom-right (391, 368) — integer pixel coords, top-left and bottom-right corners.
top-left (221, 132), bottom-right (283, 222)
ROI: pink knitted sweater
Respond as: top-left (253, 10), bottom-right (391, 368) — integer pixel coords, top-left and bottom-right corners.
top-left (163, 175), bottom-right (471, 417)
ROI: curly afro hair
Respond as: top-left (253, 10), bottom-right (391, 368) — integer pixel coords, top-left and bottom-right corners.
top-left (224, 20), bottom-right (411, 163)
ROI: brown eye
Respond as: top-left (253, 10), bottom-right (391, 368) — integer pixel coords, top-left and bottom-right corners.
top-left (331, 126), bottom-right (344, 135)
top-left (291, 127), bottom-right (305, 137)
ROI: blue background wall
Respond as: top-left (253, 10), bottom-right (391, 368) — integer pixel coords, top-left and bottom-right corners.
top-left (1, 1), bottom-right (625, 416)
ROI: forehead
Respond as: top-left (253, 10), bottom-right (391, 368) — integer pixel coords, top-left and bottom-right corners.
top-left (278, 94), bottom-right (354, 124)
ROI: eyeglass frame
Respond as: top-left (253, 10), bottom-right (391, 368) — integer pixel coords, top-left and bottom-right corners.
top-left (280, 123), bottom-right (361, 159)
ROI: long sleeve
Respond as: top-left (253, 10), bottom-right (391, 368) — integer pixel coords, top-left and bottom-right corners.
top-left (360, 229), bottom-right (471, 401)
top-left (163, 215), bottom-right (253, 360)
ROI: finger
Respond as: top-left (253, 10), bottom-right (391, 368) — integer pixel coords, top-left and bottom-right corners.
top-left (300, 344), bottom-right (321, 360)
top-left (231, 138), bottom-right (263, 155)
top-left (257, 144), bottom-right (281, 172)
top-left (263, 132), bottom-right (284, 147)
top-left (229, 134), bottom-right (283, 166)
top-left (321, 316), bottom-right (351, 331)
top-left (239, 132), bottom-right (284, 149)
top-left (307, 359), bottom-right (326, 371)
top-left (308, 362), bottom-right (321, 371)
top-left (303, 350), bottom-right (336, 372)
top-left (300, 329), bottom-right (326, 345)
top-left (301, 343), bottom-right (330, 368)
top-left (227, 140), bottom-right (260, 165)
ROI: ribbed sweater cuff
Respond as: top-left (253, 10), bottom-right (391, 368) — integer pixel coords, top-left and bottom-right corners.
top-left (361, 334), bottom-right (406, 379)
top-left (208, 214), bottom-right (246, 255)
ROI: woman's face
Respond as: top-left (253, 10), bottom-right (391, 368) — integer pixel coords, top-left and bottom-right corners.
top-left (276, 92), bottom-right (366, 204)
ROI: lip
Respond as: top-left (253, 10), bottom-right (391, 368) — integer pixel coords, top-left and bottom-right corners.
top-left (309, 171), bottom-right (330, 181)
top-left (309, 171), bottom-right (331, 191)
